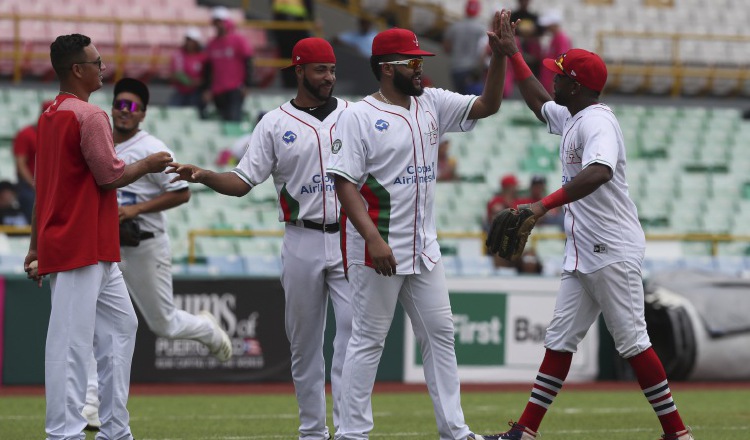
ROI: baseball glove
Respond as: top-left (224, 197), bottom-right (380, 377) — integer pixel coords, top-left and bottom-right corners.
top-left (486, 207), bottom-right (537, 262)
top-left (119, 218), bottom-right (142, 247)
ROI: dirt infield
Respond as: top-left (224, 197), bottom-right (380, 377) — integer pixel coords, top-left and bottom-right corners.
top-left (2, 380), bottom-right (749, 397)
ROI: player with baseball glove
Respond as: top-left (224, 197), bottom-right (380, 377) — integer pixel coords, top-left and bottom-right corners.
top-left (485, 206), bottom-right (538, 262)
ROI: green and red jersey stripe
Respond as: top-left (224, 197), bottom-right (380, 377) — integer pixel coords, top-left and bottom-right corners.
top-left (359, 174), bottom-right (391, 267)
top-left (279, 183), bottom-right (300, 221)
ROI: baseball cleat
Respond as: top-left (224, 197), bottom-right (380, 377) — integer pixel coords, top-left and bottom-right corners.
top-left (82, 403), bottom-right (101, 431)
top-left (481, 421), bottom-right (537, 440)
top-left (199, 310), bottom-right (233, 362)
top-left (661, 427), bottom-right (694, 440)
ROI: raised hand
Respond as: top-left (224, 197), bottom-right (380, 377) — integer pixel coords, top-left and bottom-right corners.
top-left (488, 9), bottom-right (520, 58)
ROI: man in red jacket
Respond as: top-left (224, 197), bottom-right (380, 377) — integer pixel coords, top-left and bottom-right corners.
top-left (25, 33), bottom-right (171, 440)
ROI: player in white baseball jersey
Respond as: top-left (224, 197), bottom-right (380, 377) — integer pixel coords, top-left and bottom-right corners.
top-left (168, 38), bottom-right (352, 440)
top-left (481, 14), bottom-right (694, 440)
top-left (81, 78), bottom-right (233, 430)
top-left (327, 14), bottom-right (509, 440)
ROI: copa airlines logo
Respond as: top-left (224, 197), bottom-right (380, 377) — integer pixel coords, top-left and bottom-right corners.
top-left (301, 174), bottom-right (335, 194)
top-left (374, 119), bottom-right (389, 132)
top-left (393, 162), bottom-right (436, 185)
top-left (282, 131), bottom-right (297, 144)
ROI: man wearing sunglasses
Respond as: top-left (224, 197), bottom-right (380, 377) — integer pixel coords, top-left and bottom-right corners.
top-left (25, 34), bottom-right (173, 440)
top-left (326, 12), bottom-right (510, 440)
top-left (169, 38), bottom-right (352, 440)
top-left (80, 77), bottom-right (233, 431)
top-left (478, 13), bottom-right (695, 440)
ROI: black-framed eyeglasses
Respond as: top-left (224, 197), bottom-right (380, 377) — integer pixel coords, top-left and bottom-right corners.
top-left (113, 99), bottom-right (143, 112)
top-left (378, 58), bottom-right (424, 70)
top-left (554, 53), bottom-right (578, 84)
top-left (71, 58), bottom-right (102, 70)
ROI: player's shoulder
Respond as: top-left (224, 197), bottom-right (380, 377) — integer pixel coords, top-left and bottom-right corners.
top-left (129, 131), bottom-right (172, 154)
top-left (580, 104), bottom-right (619, 125)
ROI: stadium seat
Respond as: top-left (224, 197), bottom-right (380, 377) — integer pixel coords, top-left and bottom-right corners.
top-left (457, 255), bottom-right (495, 277)
top-left (206, 255), bottom-right (247, 275)
top-left (244, 255), bottom-right (282, 277)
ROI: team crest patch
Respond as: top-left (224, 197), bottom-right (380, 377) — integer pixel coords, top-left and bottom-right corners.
top-left (375, 119), bottom-right (389, 132)
top-left (332, 139), bottom-right (342, 154)
top-left (282, 131), bottom-right (297, 144)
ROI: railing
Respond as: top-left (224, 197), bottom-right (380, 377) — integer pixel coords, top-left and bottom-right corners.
top-left (187, 228), bottom-right (750, 264)
top-left (0, 13), bottom-right (317, 83)
top-left (0, 225), bottom-right (31, 235)
top-left (596, 30), bottom-right (750, 96)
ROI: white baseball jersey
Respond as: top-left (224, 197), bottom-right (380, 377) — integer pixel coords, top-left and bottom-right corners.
top-left (327, 88), bottom-right (477, 275)
top-left (541, 101), bottom-right (645, 273)
top-left (115, 130), bottom-right (187, 233)
top-left (233, 98), bottom-right (349, 225)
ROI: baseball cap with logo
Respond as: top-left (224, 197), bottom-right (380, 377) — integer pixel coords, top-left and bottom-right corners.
top-left (283, 37), bottom-right (336, 70)
top-left (371, 28), bottom-right (435, 57)
top-left (542, 48), bottom-right (607, 92)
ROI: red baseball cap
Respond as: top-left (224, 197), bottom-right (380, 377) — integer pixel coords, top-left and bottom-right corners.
top-left (372, 28), bottom-right (435, 57)
top-left (283, 37), bottom-right (336, 70)
top-left (501, 174), bottom-right (518, 188)
top-left (542, 48), bottom-right (608, 92)
top-left (466, 0), bottom-right (480, 17)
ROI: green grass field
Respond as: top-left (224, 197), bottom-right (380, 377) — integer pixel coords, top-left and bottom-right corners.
top-left (1, 388), bottom-right (747, 439)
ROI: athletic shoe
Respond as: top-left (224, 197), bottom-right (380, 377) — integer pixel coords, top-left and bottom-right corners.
top-left (661, 427), bottom-right (694, 440)
top-left (199, 310), bottom-right (233, 362)
top-left (467, 433), bottom-right (487, 440)
top-left (481, 421), bottom-right (537, 440)
top-left (82, 403), bottom-right (101, 431)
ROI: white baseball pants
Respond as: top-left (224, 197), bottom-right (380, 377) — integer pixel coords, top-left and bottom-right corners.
top-left (281, 224), bottom-right (352, 440)
top-left (86, 234), bottom-right (217, 408)
top-left (545, 260), bottom-right (652, 358)
top-left (335, 260), bottom-right (472, 440)
top-left (46, 262), bottom-right (137, 440)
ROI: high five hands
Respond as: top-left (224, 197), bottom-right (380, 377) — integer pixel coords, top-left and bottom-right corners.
top-left (487, 9), bottom-right (520, 58)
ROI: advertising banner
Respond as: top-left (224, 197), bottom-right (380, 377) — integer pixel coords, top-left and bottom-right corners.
top-left (404, 277), bottom-right (599, 383)
top-left (131, 278), bottom-right (292, 382)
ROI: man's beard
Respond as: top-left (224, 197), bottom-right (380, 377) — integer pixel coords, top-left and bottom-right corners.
top-left (303, 75), bottom-right (334, 103)
top-left (393, 68), bottom-right (423, 97)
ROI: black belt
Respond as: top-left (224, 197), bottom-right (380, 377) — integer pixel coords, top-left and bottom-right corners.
top-left (289, 219), bottom-right (339, 233)
top-left (139, 231), bottom-right (155, 240)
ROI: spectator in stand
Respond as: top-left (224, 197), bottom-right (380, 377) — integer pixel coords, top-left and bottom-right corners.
top-left (537, 10), bottom-right (572, 95)
top-left (203, 6), bottom-right (254, 121)
top-left (0, 180), bottom-right (28, 226)
top-left (272, 0), bottom-right (315, 88)
top-left (12, 100), bottom-right (53, 223)
top-left (508, 0), bottom-right (542, 95)
top-left (518, 175), bottom-right (564, 229)
top-left (443, 0), bottom-right (488, 94)
top-left (486, 174), bottom-right (522, 269)
top-left (515, 249), bottom-right (543, 274)
top-left (170, 27), bottom-right (208, 118)
top-left (486, 174), bottom-right (521, 225)
top-left (334, 17), bottom-right (378, 57)
top-left (437, 135), bottom-right (459, 181)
